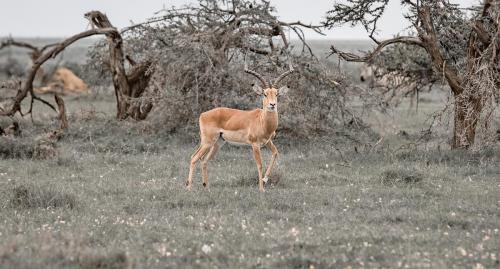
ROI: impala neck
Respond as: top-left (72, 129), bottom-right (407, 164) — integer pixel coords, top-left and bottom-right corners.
top-left (261, 109), bottom-right (278, 134)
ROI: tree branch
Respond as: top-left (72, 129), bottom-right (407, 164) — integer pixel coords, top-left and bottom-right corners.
top-left (0, 38), bottom-right (38, 51)
top-left (329, 36), bottom-right (423, 62)
top-left (418, 6), bottom-right (463, 95)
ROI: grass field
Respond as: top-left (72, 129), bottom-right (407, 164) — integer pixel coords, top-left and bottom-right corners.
top-left (1, 37), bottom-right (499, 268)
top-left (0, 91), bottom-right (499, 269)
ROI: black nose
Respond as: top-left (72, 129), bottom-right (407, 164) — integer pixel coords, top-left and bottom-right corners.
top-left (270, 103), bottom-right (276, 107)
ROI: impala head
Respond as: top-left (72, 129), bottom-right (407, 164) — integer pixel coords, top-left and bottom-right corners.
top-left (244, 59), bottom-right (294, 112)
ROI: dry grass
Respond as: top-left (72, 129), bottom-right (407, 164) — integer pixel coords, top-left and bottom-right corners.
top-left (0, 97), bottom-right (499, 268)
top-left (0, 39), bottom-right (499, 268)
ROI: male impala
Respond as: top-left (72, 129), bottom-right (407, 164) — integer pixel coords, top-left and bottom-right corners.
top-left (186, 60), bottom-right (294, 192)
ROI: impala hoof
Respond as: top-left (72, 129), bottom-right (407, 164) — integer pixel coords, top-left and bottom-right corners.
top-left (262, 177), bottom-right (269, 183)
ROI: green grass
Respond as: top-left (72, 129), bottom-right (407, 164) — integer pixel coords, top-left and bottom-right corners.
top-left (0, 94), bottom-right (499, 268)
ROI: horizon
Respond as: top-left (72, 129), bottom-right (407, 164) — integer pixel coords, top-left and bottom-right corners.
top-left (0, 36), bottom-right (377, 42)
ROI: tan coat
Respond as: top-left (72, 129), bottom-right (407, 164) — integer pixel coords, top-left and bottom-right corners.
top-left (34, 67), bottom-right (89, 95)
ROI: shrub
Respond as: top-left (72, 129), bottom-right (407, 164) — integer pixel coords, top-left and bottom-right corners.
top-left (0, 137), bottom-right (35, 159)
top-left (379, 168), bottom-right (423, 186)
top-left (79, 251), bottom-right (131, 269)
top-left (86, 0), bottom-right (375, 140)
top-left (10, 184), bottom-right (77, 209)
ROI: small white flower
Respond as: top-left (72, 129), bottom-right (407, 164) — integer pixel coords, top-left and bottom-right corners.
top-left (201, 244), bottom-right (212, 254)
top-left (457, 247), bottom-right (467, 256)
top-left (289, 227), bottom-right (299, 237)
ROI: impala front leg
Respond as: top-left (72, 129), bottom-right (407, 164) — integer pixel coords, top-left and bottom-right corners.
top-left (251, 143), bottom-right (265, 192)
top-left (263, 140), bottom-right (278, 183)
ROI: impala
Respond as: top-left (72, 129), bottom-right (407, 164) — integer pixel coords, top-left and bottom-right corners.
top-left (186, 60), bottom-right (295, 192)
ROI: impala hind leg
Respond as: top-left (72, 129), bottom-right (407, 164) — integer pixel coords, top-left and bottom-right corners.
top-left (263, 140), bottom-right (278, 184)
top-left (201, 143), bottom-right (219, 189)
top-left (186, 143), bottom-right (212, 190)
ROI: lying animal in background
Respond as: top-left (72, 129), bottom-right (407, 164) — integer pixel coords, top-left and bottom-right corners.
top-left (34, 67), bottom-right (89, 95)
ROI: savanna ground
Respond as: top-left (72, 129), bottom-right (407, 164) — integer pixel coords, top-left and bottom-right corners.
top-left (0, 40), bottom-right (499, 269)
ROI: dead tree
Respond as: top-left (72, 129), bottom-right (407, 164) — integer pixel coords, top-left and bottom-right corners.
top-left (0, 26), bottom-right (118, 119)
top-left (0, 11), bottom-right (153, 121)
top-left (325, 0), bottom-right (500, 148)
top-left (85, 11), bottom-right (155, 120)
top-left (0, 18), bottom-right (119, 138)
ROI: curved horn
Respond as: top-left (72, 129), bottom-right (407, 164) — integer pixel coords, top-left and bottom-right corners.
top-left (272, 59), bottom-right (295, 88)
top-left (244, 55), bottom-right (269, 88)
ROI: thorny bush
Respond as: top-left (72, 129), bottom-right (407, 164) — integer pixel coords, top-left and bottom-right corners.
top-left (86, 0), bottom-right (375, 140)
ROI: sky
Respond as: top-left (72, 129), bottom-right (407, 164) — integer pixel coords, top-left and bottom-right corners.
top-left (0, 0), bottom-right (477, 40)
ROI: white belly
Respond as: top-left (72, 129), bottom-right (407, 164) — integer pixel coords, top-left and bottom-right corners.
top-left (220, 130), bottom-right (251, 146)
top-left (225, 140), bottom-right (252, 147)
top-left (219, 130), bottom-right (270, 147)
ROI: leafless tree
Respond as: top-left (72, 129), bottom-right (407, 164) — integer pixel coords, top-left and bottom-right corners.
top-left (0, 11), bottom-right (156, 122)
top-left (0, 27), bottom-right (118, 119)
top-left (325, 0), bottom-right (499, 148)
top-left (0, 15), bottom-right (124, 140)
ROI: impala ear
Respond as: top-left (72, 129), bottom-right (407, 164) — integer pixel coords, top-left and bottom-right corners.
top-left (277, 85), bottom-right (289, 96)
top-left (252, 84), bottom-right (264, 95)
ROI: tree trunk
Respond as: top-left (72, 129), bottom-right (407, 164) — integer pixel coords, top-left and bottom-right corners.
top-left (452, 93), bottom-right (482, 149)
top-left (85, 11), bottom-right (154, 121)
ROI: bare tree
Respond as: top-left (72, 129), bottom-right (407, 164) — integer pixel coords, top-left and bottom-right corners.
top-left (0, 26), bottom-right (117, 118)
top-left (0, 11), bottom-right (155, 121)
top-left (325, 0), bottom-right (499, 148)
